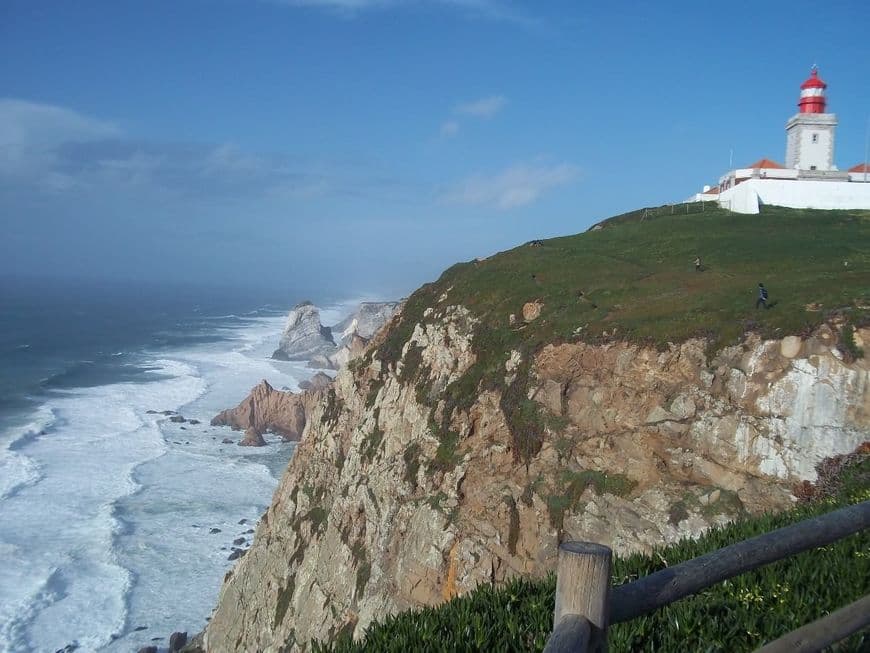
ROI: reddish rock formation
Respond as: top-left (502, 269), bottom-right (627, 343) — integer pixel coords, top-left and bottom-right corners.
top-left (211, 380), bottom-right (311, 441)
top-left (239, 427), bottom-right (266, 447)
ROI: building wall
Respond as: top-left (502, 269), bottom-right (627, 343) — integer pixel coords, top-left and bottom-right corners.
top-left (785, 114), bottom-right (837, 170)
top-left (718, 179), bottom-right (870, 215)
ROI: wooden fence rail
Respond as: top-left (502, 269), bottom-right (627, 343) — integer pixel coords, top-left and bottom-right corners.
top-left (543, 499), bottom-right (870, 653)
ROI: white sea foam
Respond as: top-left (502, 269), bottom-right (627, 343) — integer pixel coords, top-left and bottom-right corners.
top-left (0, 359), bottom-right (205, 652)
top-left (0, 405), bottom-right (54, 501)
top-left (0, 302), bottom-right (365, 652)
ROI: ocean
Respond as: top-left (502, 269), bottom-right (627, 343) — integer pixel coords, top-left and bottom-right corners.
top-left (0, 277), bottom-right (351, 653)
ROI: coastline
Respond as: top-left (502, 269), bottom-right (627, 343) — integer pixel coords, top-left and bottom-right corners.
top-left (0, 301), bottom-right (349, 652)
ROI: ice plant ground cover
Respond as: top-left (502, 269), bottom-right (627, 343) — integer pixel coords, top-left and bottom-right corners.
top-left (315, 456), bottom-right (870, 652)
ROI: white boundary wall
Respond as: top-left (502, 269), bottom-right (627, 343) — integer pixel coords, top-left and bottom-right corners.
top-left (718, 179), bottom-right (870, 214)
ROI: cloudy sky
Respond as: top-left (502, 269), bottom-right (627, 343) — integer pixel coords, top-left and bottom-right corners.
top-left (2, 0), bottom-right (869, 301)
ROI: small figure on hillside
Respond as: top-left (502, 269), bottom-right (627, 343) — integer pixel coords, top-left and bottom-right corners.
top-left (756, 283), bottom-right (769, 309)
top-left (694, 256), bottom-right (702, 272)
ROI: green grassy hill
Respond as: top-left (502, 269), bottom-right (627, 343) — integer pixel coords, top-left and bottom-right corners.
top-left (366, 205), bottom-right (869, 466)
top-left (389, 204), bottom-right (868, 357)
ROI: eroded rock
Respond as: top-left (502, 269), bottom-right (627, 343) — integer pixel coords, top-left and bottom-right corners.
top-left (203, 319), bottom-right (868, 652)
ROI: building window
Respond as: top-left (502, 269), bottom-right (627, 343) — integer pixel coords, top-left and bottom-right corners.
top-left (810, 165), bottom-right (817, 170)
top-left (812, 133), bottom-right (818, 143)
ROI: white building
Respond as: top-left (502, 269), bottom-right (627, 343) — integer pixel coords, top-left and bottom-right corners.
top-left (689, 68), bottom-right (870, 214)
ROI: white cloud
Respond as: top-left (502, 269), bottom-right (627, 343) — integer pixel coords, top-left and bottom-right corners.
top-left (272, 0), bottom-right (392, 8)
top-left (440, 120), bottom-right (460, 138)
top-left (0, 98), bottom-right (402, 203)
top-left (443, 162), bottom-right (580, 210)
top-left (0, 99), bottom-right (120, 179)
top-left (455, 95), bottom-right (507, 119)
top-left (267, 0), bottom-right (532, 23)
top-left (0, 99), bottom-right (119, 147)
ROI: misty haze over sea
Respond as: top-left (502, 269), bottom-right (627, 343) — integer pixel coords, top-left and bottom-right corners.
top-left (0, 275), bottom-right (362, 651)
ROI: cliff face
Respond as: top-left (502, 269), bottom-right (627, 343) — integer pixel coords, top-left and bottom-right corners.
top-left (203, 303), bottom-right (869, 652)
top-left (334, 302), bottom-right (401, 344)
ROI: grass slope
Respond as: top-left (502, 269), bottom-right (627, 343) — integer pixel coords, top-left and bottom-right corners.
top-left (365, 205), bottom-right (869, 466)
top-left (314, 459), bottom-right (870, 652)
top-left (425, 205), bottom-right (868, 352)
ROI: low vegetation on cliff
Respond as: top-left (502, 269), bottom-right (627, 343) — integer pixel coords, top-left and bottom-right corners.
top-left (315, 455), bottom-right (869, 652)
top-left (362, 205), bottom-right (868, 465)
top-left (386, 205), bottom-right (868, 353)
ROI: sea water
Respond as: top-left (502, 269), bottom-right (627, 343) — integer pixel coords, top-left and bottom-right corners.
top-left (0, 278), bottom-right (355, 652)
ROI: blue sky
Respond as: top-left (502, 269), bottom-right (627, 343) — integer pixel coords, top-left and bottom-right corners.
top-left (2, 0), bottom-right (869, 301)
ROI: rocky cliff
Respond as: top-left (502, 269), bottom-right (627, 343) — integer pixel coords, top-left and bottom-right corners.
top-left (203, 301), bottom-right (869, 651)
top-left (211, 380), bottom-right (321, 444)
top-left (273, 301), bottom-right (400, 370)
top-left (334, 302), bottom-right (401, 344)
top-left (272, 302), bottom-right (337, 362)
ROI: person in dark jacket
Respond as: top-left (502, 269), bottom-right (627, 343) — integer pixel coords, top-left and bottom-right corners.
top-left (756, 283), bottom-right (769, 309)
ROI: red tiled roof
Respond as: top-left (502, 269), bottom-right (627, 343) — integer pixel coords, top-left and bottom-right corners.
top-left (746, 158), bottom-right (785, 169)
top-left (848, 163), bottom-right (870, 173)
top-left (702, 187), bottom-right (720, 195)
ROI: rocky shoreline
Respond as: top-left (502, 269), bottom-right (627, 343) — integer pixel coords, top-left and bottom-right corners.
top-left (131, 299), bottom-right (398, 651)
top-left (207, 299), bottom-right (400, 448)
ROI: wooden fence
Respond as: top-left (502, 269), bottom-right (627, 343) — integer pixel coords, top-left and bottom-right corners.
top-left (543, 499), bottom-right (870, 653)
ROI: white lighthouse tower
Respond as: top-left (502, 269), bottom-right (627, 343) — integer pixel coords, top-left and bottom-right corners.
top-left (785, 67), bottom-right (837, 171)
top-left (690, 67), bottom-right (870, 214)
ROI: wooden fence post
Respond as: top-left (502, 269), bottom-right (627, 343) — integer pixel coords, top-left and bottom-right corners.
top-left (548, 541), bottom-right (612, 652)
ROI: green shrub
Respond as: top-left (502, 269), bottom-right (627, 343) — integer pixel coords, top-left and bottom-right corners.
top-left (428, 430), bottom-right (461, 474)
top-left (361, 426), bottom-right (385, 463)
top-left (322, 389), bottom-right (344, 425)
top-left (840, 322), bottom-right (865, 361)
top-left (403, 443), bottom-right (422, 489)
top-left (546, 469), bottom-right (636, 531)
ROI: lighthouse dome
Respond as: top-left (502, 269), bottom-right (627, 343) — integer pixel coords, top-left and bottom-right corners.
top-left (800, 68), bottom-right (827, 90)
top-left (797, 67), bottom-right (827, 113)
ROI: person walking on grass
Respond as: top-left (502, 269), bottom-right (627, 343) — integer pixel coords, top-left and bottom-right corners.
top-left (694, 256), bottom-right (702, 272)
top-left (756, 283), bottom-right (769, 309)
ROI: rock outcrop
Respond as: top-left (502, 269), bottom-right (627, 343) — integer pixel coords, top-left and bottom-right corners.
top-left (309, 334), bottom-right (370, 371)
top-left (211, 380), bottom-right (312, 442)
top-left (204, 303), bottom-right (869, 652)
top-left (239, 427), bottom-right (267, 447)
top-left (272, 301), bottom-right (400, 370)
top-left (334, 302), bottom-right (401, 345)
top-left (272, 302), bottom-right (336, 361)
top-left (298, 372), bottom-right (334, 392)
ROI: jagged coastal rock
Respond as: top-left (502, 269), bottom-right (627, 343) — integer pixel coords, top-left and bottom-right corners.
top-left (203, 303), bottom-right (870, 651)
top-left (211, 380), bottom-right (312, 443)
top-left (272, 302), bottom-right (337, 361)
top-left (334, 301), bottom-right (401, 345)
top-left (272, 300), bottom-right (400, 370)
top-left (239, 427), bottom-right (267, 447)
top-left (298, 371), bottom-right (334, 392)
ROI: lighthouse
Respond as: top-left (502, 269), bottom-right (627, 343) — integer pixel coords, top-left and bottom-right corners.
top-left (687, 67), bottom-right (870, 213)
top-left (785, 67), bottom-right (837, 171)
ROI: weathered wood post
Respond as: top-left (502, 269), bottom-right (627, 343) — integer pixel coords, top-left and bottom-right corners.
top-left (544, 541), bottom-right (612, 653)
